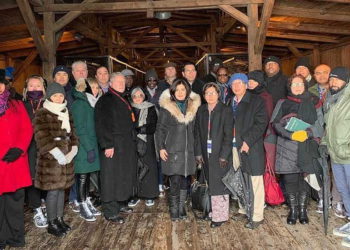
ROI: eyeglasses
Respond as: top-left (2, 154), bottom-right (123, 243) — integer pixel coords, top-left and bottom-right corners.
top-left (291, 82), bottom-right (304, 87)
top-left (132, 94), bottom-right (144, 98)
top-left (205, 91), bottom-right (218, 96)
top-left (218, 74), bottom-right (228, 77)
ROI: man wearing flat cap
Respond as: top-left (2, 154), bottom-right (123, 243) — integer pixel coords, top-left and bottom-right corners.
top-left (158, 62), bottom-right (177, 90)
top-left (263, 56), bottom-right (288, 106)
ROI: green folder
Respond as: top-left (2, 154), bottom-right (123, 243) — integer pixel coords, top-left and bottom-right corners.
top-left (285, 117), bottom-right (311, 132)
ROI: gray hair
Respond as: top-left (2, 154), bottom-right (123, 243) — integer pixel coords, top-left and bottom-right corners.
top-left (110, 72), bottom-right (125, 83)
top-left (72, 60), bottom-right (87, 71)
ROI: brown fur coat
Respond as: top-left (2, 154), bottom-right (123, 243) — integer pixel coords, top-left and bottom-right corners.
top-left (33, 108), bottom-right (79, 190)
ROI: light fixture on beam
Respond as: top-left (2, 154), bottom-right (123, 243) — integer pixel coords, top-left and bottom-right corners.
top-left (155, 12), bottom-right (171, 20)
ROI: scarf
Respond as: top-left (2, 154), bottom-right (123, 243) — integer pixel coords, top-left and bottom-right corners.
top-left (0, 89), bottom-right (10, 115)
top-left (176, 100), bottom-right (187, 115)
top-left (86, 92), bottom-right (101, 108)
top-left (43, 99), bottom-right (71, 133)
top-left (131, 101), bottom-right (154, 142)
top-left (147, 86), bottom-right (157, 97)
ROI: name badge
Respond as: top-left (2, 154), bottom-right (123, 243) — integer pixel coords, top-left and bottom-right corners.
top-left (207, 139), bottom-right (212, 154)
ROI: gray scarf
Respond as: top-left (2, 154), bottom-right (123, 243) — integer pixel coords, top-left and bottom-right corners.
top-left (131, 101), bottom-right (154, 142)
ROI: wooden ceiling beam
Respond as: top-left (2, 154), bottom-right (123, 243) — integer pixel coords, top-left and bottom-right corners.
top-left (110, 19), bottom-right (212, 27)
top-left (255, 0), bottom-right (275, 54)
top-left (265, 31), bottom-right (338, 43)
top-left (268, 22), bottom-right (350, 36)
top-left (287, 43), bottom-right (303, 57)
top-left (219, 5), bottom-right (249, 26)
top-left (123, 42), bottom-right (211, 49)
top-left (13, 49), bottom-right (38, 80)
top-left (172, 48), bottom-right (193, 62)
top-left (35, 0), bottom-right (264, 13)
top-left (16, 0), bottom-right (48, 61)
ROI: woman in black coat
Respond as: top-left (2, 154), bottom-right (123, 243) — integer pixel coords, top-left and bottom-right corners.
top-left (23, 75), bottom-right (47, 228)
top-left (272, 74), bottom-right (323, 225)
top-left (195, 83), bottom-right (233, 228)
top-left (156, 78), bottom-right (201, 221)
top-left (129, 87), bottom-right (159, 207)
top-left (226, 73), bottom-right (268, 230)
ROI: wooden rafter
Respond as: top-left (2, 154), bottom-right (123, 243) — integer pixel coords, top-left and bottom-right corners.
top-left (219, 5), bottom-right (249, 27)
top-left (16, 0), bottom-right (48, 61)
top-left (172, 48), bottom-right (193, 62)
top-left (13, 49), bottom-right (38, 80)
top-left (287, 43), bottom-right (303, 57)
top-left (123, 42), bottom-right (211, 49)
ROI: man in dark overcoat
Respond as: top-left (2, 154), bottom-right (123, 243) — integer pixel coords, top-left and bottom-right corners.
top-left (95, 72), bottom-right (137, 224)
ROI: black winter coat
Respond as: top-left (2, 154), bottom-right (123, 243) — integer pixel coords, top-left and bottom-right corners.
top-left (227, 92), bottom-right (268, 176)
top-left (156, 89), bottom-right (201, 177)
top-left (144, 86), bottom-right (165, 110)
top-left (133, 105), bottom-right (159, 199)
top-left (265, 71), bottom-right (288, 107)
top-left (190, 78), bottom-right (205, 103)
top-left (95, 88), bottom-right (137, 202)
top-left (195, 102), bottom-right (233, 195)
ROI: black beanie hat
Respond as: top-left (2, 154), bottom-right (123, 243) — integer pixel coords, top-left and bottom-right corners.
top-left (46, 82), bottom-right (66, 100)
top-left (263, 56), bottom-right (281, 66)
top-left (248, 70), bottom-right (266, 86)
top-left (0, 69), bottom-right (9, 85)
top-left (295, 57), bottom-right (311, 71)
top-left (330, 67), bottom-right (350, 83)
top-left (145, 68), bottom-right (158, 81)
top-left (52, 65), bottom-right (70, 77)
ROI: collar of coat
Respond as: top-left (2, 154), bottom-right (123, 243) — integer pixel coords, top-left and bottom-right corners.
top-left (159, 89), bottom-right (201, 124)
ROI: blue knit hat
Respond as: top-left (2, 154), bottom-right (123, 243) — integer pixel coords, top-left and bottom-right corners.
top-left (228, 73), bottom-right (248, 87)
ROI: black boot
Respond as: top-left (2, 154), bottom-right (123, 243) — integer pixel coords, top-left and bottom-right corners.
top-left (48, 219), bottom-right (65, 237)
top-left (169, 195), bottom-right (179, 221)
top-left (57, 217), bottom-right (71, 232)
top-left (287, 193), bottom-right (298, 225)
top-left (179, 190), bottom-right (187, 219)
top-left (299, 191), bottom-right (309, 224)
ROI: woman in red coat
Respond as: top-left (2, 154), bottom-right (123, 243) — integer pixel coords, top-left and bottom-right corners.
top-left (0, 69), bottom-right (33, 249)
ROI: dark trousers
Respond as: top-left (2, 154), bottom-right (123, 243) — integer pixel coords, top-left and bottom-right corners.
top-left (77, 173), bottom-right (90, 203)
top-left (26, 185), bottom-right (45, 209)
top-left (102, 200), bottom-right (122, 218)
top-left (0, 189), bottom-right (25, 248)
top-left (46, 189), bottom-right (65, 222)
top-left (169, 175), bottom-right (187, 196)
top-left (282, 173), bottom-right (308, 194)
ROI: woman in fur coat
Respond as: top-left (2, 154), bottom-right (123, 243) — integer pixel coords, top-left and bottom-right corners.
top-left (33, 82), bottom-right (78, 237)
top-left (156, 78), bottom-right (201, 221)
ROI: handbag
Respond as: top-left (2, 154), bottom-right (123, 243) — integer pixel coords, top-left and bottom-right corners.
top-left (190, 165), bottom-right (211, 214)
top-left (264, 161), bottom-right (285, 206)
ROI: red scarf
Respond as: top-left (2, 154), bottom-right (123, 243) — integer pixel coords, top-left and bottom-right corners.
top-left (109, 87), bottom-right (135, 122)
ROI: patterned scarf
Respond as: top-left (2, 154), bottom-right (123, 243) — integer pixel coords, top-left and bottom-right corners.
top-left (0, 89), bottom-right (10, 115)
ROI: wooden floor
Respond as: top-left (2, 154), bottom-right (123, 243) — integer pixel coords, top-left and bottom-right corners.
top-left (11, 197), bottom-right (349, 250)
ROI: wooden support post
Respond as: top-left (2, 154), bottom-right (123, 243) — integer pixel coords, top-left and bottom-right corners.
top-left (210, 23), bottom-right (217, 53)
top-left (43, 0), bottom-right (56, 81)
top-left (312, 47), bottom-right (320, 66)
top-left (219, 5), bottom-right (249, 26)
top-left (247, 4), bottom-right (261, 71)
top-left (254, 0), bottom-right (274, 55)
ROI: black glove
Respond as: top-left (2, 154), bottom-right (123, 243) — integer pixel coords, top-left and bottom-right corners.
top-left (219, 158), bottom-right (228, 168)
top-left (135, 126), bottom-right (146, 134)
top-left (195, 155), bottom-right (204, 165)
top-left (318, 145), bottom-right (329, 158)
top-left (2, 148), bottom-right (23, 163)
top-left (87, 149), bottom-right (96, 163)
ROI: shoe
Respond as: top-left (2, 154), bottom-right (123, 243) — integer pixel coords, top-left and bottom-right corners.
top-left (57, 217), bottom-right (71, 232)
top-left (47, 219), bottom-right (66, 237)
top-left (334, 202), bottom-right (346, 219)
top-left (231, 213), bottom-right (246, 221)
top-left (120, 207), bottom-right (133, 214)
top-left (159, 184), bottom-right (164, 192)
top-left (69, 200), bottom-right (80, 213)
top-left (86, 197), bottom-right (101, 216)
top-left (33, 207), bottom-right (48, 228)
top-left (342, 235), bottom-right (350, 248)
top-left (169, 195), bottom-right (179, 221)
top-left (104, 215), bottom-right (125, 224)
top-left (298, 192), bottom-right (309, 225)
top-left (210, 221), bottom-right (224, 228)
top-left (93, 197), bottom-right (102, 207)
top-left (333, 222), bottom-right (350, 237)
top-left (179, 190), bottom-right (187, 219)
top-left (287, 193), bottom-right (298, 225)
top-left (128, 199), bottom-right (140, 207)
top-left (316, 199), bottom-right (323, 214)
top-left (245, 220), bottom-right (264, 230)
top-left (202, 210), bottom-right (211, 221)
top-left (79, 202), bottom-right (96, 222)
top-left (145, 199), bottom-right (155, 207)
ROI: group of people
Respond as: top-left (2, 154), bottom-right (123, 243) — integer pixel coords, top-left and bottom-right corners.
top-left (1, 55), bottom-right (350, 248)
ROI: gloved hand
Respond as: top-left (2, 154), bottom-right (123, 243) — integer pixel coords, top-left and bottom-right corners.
top-left (291, 130), bottom-right (308, 142)
top-left (2, 148), bottom-right (23, 163)
top-left (219, 158), bottom-right (228, 168)
top-left (318, 145), bottom-right (329, 158)
top-left (66, 145), bottom-right (78, 164)
top-left (195, 155), bottom-right (204, 165)
top-left (49, 147), bottom-right (67, 165)
top-left (87, 149), bottom-right (96, 163)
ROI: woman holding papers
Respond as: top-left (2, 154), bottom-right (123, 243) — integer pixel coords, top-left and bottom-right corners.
top-left (272, 74), bottom-right (324, 225)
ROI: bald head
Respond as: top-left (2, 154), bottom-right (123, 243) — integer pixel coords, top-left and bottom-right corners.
top-left (314, 64), bottom-right (331, 86)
